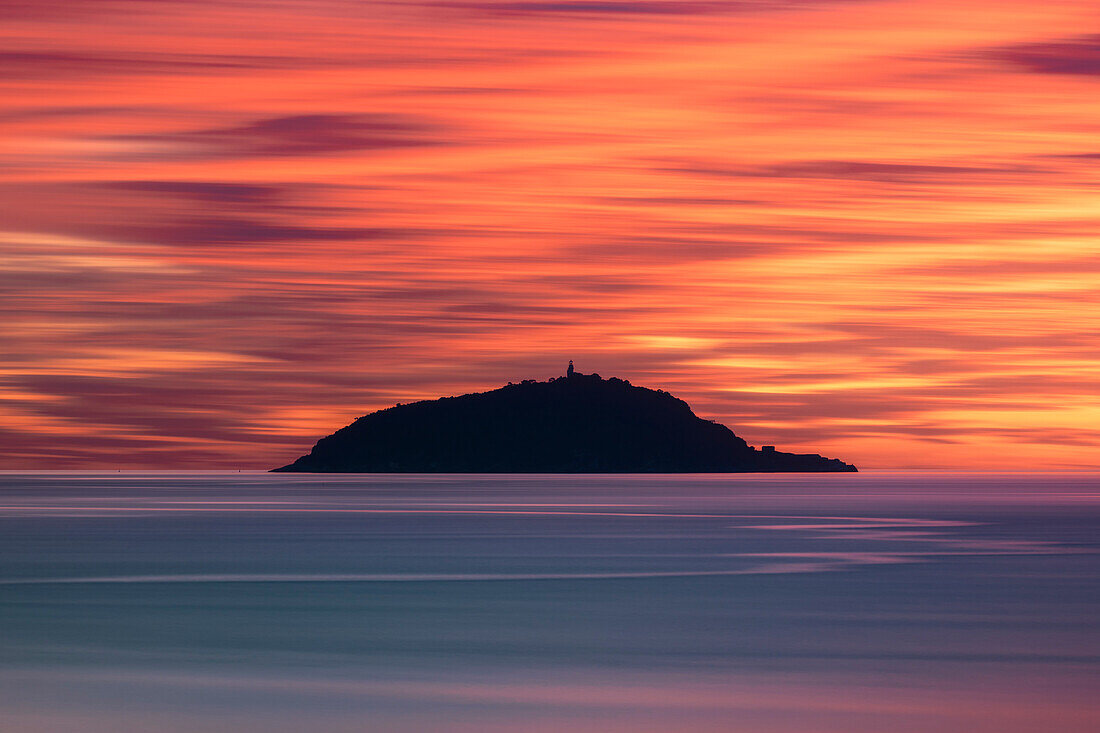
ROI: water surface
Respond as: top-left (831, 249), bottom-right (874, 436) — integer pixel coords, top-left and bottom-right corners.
top-left (1, 472), bottom-right (1097, 732)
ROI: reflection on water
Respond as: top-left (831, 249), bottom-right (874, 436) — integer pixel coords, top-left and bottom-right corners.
top-left (0, 472), bottom-right (1098, 732)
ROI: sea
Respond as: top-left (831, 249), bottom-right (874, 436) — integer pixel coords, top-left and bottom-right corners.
top-left (0, 471), bottom-right (1097, 732)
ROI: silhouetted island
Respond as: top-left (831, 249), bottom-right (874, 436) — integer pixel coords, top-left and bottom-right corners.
top-left (273, 364), bottom-right (856, 473)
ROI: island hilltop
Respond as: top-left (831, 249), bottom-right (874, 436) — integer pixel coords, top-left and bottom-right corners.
top-left (273, 363), bottom-right (856, 473)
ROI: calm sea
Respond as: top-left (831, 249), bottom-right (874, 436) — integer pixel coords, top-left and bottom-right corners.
top-left (1, 472), bottom-right (1097, 732)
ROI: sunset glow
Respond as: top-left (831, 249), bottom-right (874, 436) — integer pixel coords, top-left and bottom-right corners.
top-left (3, 0), bottom-right (1100, 468)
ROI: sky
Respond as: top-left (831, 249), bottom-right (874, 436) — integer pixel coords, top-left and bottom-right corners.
top-left (2, 0), bottom-right (1099, 470)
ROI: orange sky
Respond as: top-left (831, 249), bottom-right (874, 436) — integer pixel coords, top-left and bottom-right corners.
top-left (2, 0), bottom-right (1100, 469)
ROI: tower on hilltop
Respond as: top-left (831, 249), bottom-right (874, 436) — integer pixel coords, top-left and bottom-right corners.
top-left (567, 360), bottom-right (575, 378)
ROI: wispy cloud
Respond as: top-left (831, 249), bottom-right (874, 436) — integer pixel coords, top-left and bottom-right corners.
top-left (429, 0), bottom-right (860, 18)
top-left (986, 34), bottom-right (1100, 76)
top-left (662, 160), bottom-right (1043, 184)
top-left (100, 114), bottom-right (450, 159)
top-left (0, 51), bottom-right (309, 79)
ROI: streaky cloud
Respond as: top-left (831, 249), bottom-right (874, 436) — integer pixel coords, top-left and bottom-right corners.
top-left (662, 159), bottom-right (1043, 184)
top-left (102, 113), bottom-right (450, 159)
top-left (987, 34), bottom-right (1100, 76)
top-left (431, 0), bottom-right (861, 17)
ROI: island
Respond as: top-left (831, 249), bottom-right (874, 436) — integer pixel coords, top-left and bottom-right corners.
top-left (273, 363), bottom-right (856, 473)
